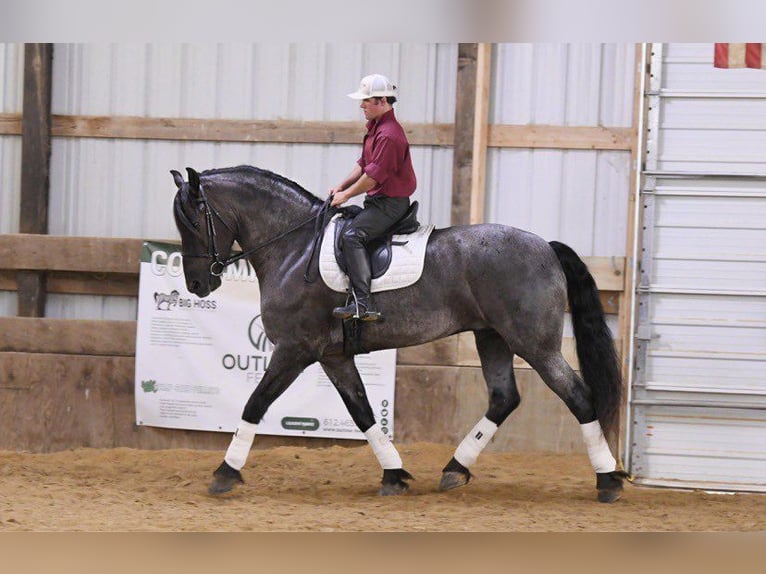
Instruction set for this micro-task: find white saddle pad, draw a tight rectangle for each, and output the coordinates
[319,214,435,294]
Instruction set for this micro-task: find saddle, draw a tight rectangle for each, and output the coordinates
[334,201,421,279]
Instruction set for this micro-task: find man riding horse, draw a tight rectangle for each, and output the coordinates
[328,74,417,322]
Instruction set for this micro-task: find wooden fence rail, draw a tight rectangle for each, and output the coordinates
[0,113,634,151]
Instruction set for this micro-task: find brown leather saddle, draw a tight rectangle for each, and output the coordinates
[333,201,421,279]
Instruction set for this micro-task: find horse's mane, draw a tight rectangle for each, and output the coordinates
[200,165,320,205]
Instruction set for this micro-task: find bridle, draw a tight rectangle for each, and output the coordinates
[176,183,335,279]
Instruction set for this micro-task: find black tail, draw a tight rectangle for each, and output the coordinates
[549,241,622,440]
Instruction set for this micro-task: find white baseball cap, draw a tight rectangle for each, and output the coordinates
[347,74,397,100]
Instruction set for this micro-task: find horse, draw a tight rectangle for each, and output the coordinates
[154,289,180,310]
[171,165,630,503]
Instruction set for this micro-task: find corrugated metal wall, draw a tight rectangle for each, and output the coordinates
[631,43,766,491]
[485,44,635,257]
[0,43,24,316]
[44,43,457,319]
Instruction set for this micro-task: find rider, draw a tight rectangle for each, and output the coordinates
[329,73,417,322]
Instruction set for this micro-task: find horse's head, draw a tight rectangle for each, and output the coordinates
[172,167,236,298]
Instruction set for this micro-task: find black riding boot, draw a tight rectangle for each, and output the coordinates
[332,241,382,322]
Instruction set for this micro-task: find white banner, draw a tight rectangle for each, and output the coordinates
[134,241,397,440]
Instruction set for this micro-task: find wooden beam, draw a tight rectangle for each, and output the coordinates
[488,125,634,150]
[18,44,54,317]
[3,114,451,147]
[616,44,648,458]
[0,113,22,135]
[469,43,492,225]
[450,43,478,226]
[0,270,139,297]
[2,111,635,151]
[0,317,136,356]
[0,234,143,274]
[581,256,625,291]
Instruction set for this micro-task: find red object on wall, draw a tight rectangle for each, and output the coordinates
[714,43,765,69]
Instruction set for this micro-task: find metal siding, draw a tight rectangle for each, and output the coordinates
[486,44,634,257]
[657,43,766,175]
[0,43,23,316]
[663,43,766,93]
[632,406,766,490]
[486,148,631,256]
[44,43,455,320]
[631,43,766,491]
[490,44,635,127]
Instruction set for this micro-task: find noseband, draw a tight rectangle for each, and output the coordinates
[178,184,334,278]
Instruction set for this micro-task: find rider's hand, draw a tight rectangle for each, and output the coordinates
[328,185,343,196]
[330,190,348,207]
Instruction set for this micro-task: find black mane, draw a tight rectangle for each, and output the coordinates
[200,165,320,205]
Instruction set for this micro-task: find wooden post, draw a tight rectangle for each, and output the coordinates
[469,43,492,225]
[616,43,649,460]
[17,43,53,317]
[450,43,478,226]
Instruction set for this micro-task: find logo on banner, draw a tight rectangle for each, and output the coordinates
[141,380,158,393]
[154,290,180,310]
[248,315,275,353]
[221,314,274,384]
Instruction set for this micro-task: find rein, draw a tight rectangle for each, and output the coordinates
[181,185,336,280]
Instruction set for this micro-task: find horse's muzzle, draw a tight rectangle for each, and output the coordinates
[187,274,221,298]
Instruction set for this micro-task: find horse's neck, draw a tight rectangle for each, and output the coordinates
[236,184,318,276]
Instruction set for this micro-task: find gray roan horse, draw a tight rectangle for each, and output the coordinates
[172,165,630,503]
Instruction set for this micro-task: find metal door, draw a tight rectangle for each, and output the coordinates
[629,43,766,491]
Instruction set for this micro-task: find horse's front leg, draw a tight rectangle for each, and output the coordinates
[320,354,413,496]
[209,348,315,495]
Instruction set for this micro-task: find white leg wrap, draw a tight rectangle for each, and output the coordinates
[224,420,259,471]
[364,423,402,469]
[580,420,617,473]
[454,416,498,468]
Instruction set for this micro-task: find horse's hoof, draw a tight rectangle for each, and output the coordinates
[439,457,472,491]
[379,481,409,496]
[439,471,470,491]
[597,488,622,503]
[379,468,413,496]
[596,470,631,503]
[208,461,244,495]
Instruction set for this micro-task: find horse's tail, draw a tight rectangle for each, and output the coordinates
[549,241,622,440]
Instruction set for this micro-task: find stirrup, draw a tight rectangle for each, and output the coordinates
[333,291,382,322]
[356,305,382,322]
[350,290,382,322]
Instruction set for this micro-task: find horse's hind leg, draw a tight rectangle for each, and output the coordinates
[320,354,413,496]
[440,329,520,491]
[526,351,626,502]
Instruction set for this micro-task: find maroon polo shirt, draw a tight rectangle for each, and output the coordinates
[357,109,417,198]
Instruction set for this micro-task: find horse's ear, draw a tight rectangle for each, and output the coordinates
[186,167,201,196]
[170,170,184,189]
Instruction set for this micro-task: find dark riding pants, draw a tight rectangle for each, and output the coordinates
[341,195,410,302]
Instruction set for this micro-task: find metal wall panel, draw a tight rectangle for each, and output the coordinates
[0,43,23,316]
[631,43,766,492]
[632,406,766,490]
[657,43,766,175]
[490,43,635,127]
[485,44,635,257]
[45,43,456,320]
[486,149,631,256]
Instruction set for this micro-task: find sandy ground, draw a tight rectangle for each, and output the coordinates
[0,443,763,532]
